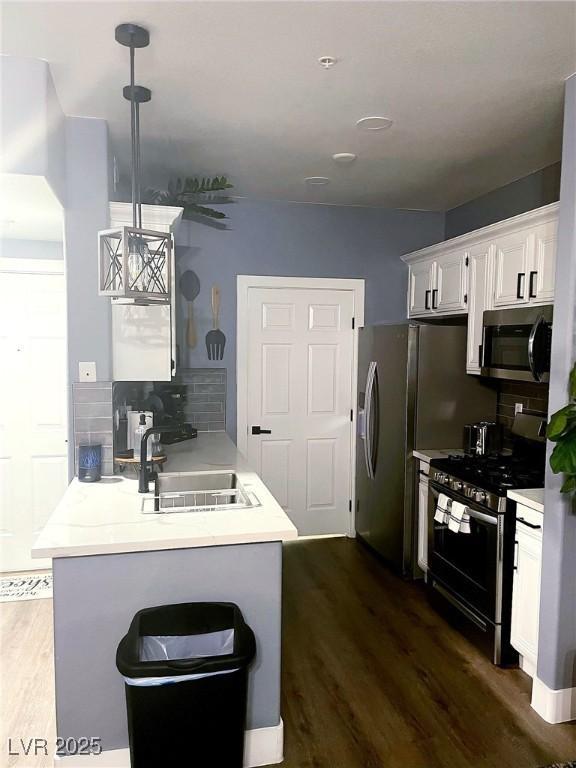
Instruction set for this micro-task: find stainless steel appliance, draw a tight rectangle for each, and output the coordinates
[427,413,546,665]
[355,324,497,574]
[481,306,553,382]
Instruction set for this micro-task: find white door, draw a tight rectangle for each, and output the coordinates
[244,287,355,536]
[408,260,434,317]
[434,250,468,314]
[493,229,534,307]
[0,260,67,572]
[531,221,557,305]
[466,241,493,374]
[511,519,543,671]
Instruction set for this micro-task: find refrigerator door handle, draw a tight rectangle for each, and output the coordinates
[363,362,377,479]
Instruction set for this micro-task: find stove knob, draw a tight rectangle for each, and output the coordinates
[436,472,445,483]
[442,475,451,485]
[475,490,487,503]
[452,480,463,491]
[465,485,475,498]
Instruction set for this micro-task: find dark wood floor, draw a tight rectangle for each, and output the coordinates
[278,538,576,768]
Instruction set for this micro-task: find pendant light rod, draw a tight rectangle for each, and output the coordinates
[115,23,151,230]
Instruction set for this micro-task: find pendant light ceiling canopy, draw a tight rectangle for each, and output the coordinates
[98,23,172,304]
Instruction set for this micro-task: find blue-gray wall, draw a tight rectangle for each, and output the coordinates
[1,238,63,260]
[538,74,576,693]
[445,162,561,239]
[175,200,445,440]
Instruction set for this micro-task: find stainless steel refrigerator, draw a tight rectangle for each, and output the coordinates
[355,323,497,576]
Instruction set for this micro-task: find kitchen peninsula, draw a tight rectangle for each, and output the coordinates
[33,432,297,766]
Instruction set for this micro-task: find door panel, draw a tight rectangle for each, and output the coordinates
[532,221,557,304]
[511,527,542,663]
[246,287,354,536]
[0,266,67,572]
[435,250,467,314]
[467,242,493,374]
[493,230,534,307]
[408,261,434,317]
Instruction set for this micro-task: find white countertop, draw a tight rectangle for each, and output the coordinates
[507,488,545,514]
[412,448,464,462]
[33,433,298,559]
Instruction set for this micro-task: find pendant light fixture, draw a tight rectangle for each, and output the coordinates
[98,23,171,304]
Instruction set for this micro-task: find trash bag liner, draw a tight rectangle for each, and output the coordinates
[139,628,235,662]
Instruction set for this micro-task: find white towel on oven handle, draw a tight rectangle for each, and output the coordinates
[434,493,451,524]
[449,500,471,534]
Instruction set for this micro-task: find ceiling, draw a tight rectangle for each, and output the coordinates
[2,1,575,211]
[0,174,64,241]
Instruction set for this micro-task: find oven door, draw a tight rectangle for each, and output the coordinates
[480,307,552,382]
[428,482,502,622]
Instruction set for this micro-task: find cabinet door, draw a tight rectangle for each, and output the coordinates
[466,242,493,375]
[493,230,534,307]
[511,519,542,668]
[434,250,468,314]
[417,476,429,572]
[408,260,434,317]
[530,221,557,305]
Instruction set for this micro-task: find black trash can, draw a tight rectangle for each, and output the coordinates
[116,602,256,768]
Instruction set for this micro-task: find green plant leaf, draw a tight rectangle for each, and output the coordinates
[550,436,576,475]
[570,362,576,400]
[547,405,576,441]
[561,475,576,493]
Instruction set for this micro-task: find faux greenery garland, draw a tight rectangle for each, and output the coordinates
[145,176,233,220]
[547,362,576,493]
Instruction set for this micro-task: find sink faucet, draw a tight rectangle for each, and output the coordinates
[138,424,197,493]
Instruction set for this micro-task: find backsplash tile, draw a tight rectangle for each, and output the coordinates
[496,380,549,448]
[72,383,114,476]
[112,369,226,471]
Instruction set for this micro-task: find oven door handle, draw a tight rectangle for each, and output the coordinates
[528,314,545,382]
[430,484,497,526]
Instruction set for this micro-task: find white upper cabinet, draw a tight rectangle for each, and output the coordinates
[435,249,468,313]
[407,250,467,318]
[402,203,558,326]
[466,241,493,375]
[408,259,435,316]
[532,220,558,305]
[493,229,534,307]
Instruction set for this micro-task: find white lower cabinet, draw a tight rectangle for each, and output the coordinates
[417,466,430,573]
[511,503,543,678]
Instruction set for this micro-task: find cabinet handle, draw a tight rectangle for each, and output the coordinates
[513,540,519,571]
[432,289,438,310]
[425,290,431,310]
[516,272,525,299]
[529,271,538,299]
[478,344,483,367]
[517,516,541,530]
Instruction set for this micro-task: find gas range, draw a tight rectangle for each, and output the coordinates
[430,454,545,513]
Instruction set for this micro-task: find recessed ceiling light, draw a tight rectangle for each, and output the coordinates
[305,176,330,185]
[332,153,357,164]
[356,116,393,131]
[318,56,337,69]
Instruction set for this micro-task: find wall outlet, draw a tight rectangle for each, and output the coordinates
[515,402,524,415]
[79,362,97,382]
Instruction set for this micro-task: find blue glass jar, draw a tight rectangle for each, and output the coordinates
[78,444,102,482]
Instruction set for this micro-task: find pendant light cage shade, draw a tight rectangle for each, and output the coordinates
[98,225,172,303]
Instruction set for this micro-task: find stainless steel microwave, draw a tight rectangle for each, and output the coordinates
[481,306,553,382]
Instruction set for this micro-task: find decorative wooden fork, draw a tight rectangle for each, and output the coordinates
[206,285,226,360]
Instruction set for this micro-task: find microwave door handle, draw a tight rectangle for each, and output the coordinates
[528,315,545,382]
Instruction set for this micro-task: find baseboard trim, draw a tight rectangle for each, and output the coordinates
[531,677,576,723]
[55,720,284,766]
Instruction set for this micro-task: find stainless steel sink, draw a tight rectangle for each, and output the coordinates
[141,471,259,514]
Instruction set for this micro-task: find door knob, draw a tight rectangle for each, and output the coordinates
[251,426,272,435]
